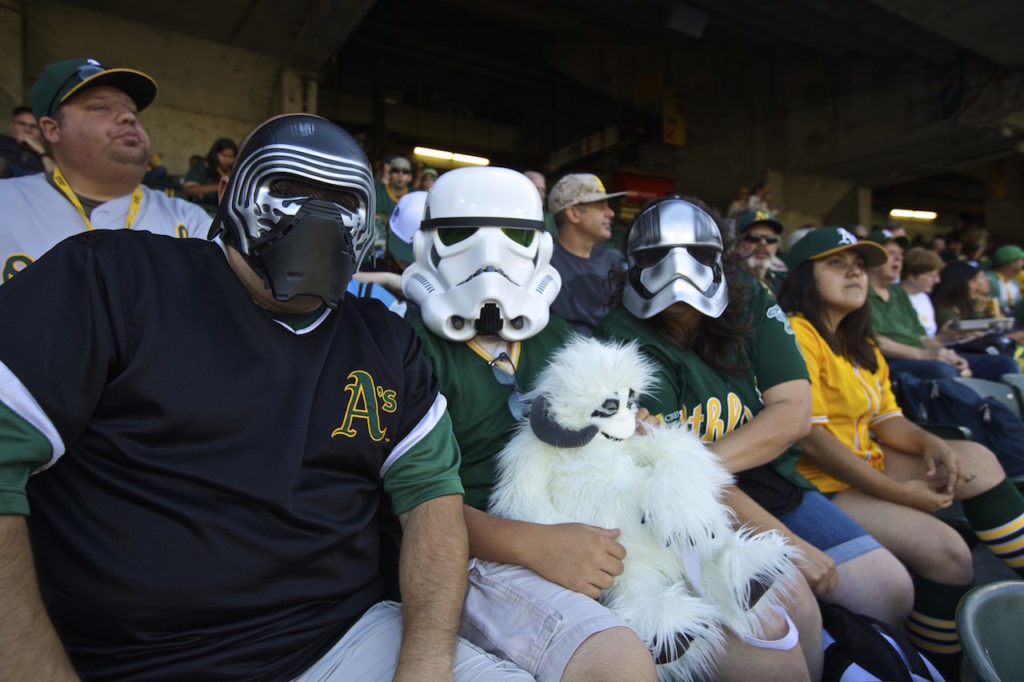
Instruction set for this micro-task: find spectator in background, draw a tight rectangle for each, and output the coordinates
[747,182,770,212]
[0,106,54,177]
[987,244,1024,322]
[733,209,786,294]
[183,137,237,208]
[962,227,990,266]
[523,170,557,236]
[864,229,972,379]
[0,58,210,283]
[933,261,1024,350]
[373,155,413,256]
[547,173,626,334]
[899,247,944,338]
[726,185,749,218]
[418,166,438,191]
[929,234,947,259]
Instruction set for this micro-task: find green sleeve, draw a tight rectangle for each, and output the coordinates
[383,410,464,516]
[750,286,809,390]
[0,400,53,515]
[183,163,206,184]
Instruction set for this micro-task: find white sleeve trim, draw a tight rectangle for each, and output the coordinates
[810,415,830,424]
[0,360,65,472]
[869,410,903,426]
[380,392,448,477]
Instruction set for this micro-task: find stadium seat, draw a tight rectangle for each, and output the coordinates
[952,376,1020,415]
[1001,373,1024,414]
[956,580,1024,681]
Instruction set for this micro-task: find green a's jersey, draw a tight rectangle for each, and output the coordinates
[596,285,807,435]
[407,310,573,509]
[596,284,810,513]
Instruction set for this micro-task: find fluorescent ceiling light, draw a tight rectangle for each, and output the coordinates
[414,146,489,166]
[889,208,937,221]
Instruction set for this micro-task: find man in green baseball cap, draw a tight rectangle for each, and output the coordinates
[734,208,786,294]
[0,58,209,284]
[987,244,1024,322]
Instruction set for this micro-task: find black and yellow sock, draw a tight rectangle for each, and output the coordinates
[962,477,1024,576]
[905,577,971,680]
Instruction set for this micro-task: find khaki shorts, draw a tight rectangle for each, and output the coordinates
[293,601,531,681]
[459,559,629,682]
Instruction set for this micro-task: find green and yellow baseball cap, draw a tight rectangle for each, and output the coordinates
[31,58,157,120]
[786,226,888,270]
[865,228,908,249]
[737,209,783,234]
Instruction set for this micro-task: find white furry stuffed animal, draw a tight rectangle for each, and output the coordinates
[489,337,799,681]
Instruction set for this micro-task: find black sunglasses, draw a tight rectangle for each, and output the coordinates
[488,352,525,420]
[743,233,779,245]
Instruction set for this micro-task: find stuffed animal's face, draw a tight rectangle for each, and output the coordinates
[527,337,655,449]
[590,387,640,441]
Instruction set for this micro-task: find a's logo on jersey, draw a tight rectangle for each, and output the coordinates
[3,254,33,282]
[661,392,754,442]
[766,303,794,335]
[331,370,398,442]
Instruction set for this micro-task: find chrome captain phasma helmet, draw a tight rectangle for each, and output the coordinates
[623,197,728,319]
[209,114,375,309]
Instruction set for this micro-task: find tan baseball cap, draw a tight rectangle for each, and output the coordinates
[548,173,626,215]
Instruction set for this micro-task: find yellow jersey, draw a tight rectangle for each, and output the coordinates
[790,315,904,492]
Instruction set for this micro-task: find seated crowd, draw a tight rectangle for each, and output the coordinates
[2,56,1024,682]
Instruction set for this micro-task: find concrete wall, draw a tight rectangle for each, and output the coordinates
[16,0,312,176]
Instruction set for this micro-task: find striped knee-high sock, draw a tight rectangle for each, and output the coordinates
[962,478,1024,576]
[905,577,971,678]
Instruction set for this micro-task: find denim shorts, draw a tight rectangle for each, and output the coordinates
[776,490,881,565]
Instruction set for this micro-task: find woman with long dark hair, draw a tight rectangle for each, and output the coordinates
[183,137,237,207]
[597,198,915,679]
[931,260,996,327]
[776,227,1024,676]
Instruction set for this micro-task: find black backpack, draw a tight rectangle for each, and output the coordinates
[893,372,1024,477]
[821,603,944,682]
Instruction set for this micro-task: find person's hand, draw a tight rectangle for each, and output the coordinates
[14,131,46,156]
[528,523,626,598]
[635,406,659,434]
[921,439,973,494]
[900,479,954,512]
[927,346,970,374]
[791,535,838,595]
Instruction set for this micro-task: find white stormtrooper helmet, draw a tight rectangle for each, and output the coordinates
[623,197,728,319]
[402,166,561,341]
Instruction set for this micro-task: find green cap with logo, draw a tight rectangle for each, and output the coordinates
[737,209,783,234]
[992,244,1024,267]
[786,226,889,270]
[864,228,908,249]
[31,58,157,120]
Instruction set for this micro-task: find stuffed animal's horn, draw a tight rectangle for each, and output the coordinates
[529,394,599,448]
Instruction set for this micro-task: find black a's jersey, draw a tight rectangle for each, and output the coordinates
[0,230,460,680]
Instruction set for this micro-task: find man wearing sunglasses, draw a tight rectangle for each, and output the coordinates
[733,209,786,295]
[0,58,212,284]
[373,155,414,256]
[402,166,658,682]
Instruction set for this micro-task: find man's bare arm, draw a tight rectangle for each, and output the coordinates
[0,515,78,681]
[395,494,467,681]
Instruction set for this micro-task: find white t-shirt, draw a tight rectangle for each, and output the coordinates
[907,290,937,336]
[1,173,212,282]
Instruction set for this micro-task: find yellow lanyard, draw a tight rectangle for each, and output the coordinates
[52,166,143,231]
[467,337,521,375]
